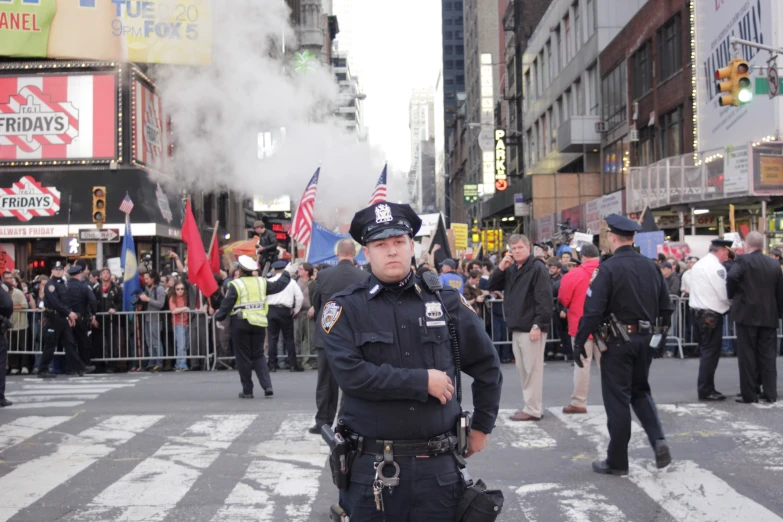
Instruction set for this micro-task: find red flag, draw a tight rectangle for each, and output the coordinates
[209,234,221,274]
[181,199,218,297]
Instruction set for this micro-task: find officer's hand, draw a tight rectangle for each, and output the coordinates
[427,369,454,405]
[91,318,98,328]
[68,312,78,322]
[216,322,225,330]
[465,430,488,458]
[559,310,567,319]
[573,344,587,368]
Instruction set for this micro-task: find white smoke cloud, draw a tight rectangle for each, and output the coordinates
[152,0,407,228]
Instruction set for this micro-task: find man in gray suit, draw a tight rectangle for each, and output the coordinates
[308,239,370,433]
[727,231,783,404]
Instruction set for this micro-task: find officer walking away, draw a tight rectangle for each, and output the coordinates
[308,238,370,435]
[574,214,673,475]
[66,265,97,374]
[214,255,293,399]
[39,261,85,378]
[266,260,304,372]
[727,231,783,404]
[323,202,503,520]
[688,239,733,401]
[254,220,279,273]
[0,281,14,406]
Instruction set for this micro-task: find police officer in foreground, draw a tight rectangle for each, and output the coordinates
[322,202,503,520]
[66,265,97,374]
[574,214,673,476]
[214,255,292,399]
[39,261,85,378]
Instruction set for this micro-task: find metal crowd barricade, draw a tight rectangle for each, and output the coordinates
[483,298,561,350]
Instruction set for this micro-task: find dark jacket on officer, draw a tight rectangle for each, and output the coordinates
[322,272,503,440]
[311,259,370,349]
[45,278,72,318]
[488,255,552,333]
[67,278,98,318]
[0,284,12,321]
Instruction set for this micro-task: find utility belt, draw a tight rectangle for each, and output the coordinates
[694,309,721,319]
[346,432,459,458]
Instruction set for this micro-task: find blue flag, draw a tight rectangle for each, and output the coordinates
[121,215,142,311]
[307,222,366,266]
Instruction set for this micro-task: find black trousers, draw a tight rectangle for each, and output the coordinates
[231,316,272,395]
[341,453,464,522]
[600,334,665,470]
[736,325,778,402]
[0,335,7,398]
[696,311,723,398]
[40,315,83,373]
[72,321,92,366]
[267,306,298,369]
[315,348,339,427]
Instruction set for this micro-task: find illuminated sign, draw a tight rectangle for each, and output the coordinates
[0,176,60,222]
[253,194,291,212]
[463,183,479,203]
[271,223,289,242]
[480,53,495,196]
[494,129,507,191]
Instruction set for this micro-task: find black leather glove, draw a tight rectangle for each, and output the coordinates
[573,343,587,368]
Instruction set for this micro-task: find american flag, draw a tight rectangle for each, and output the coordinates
[289,168,320,246]
[119,193,134,214]
[368,165,387,205]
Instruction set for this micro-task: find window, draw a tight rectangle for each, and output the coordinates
[444,31,453,39]
[634,126,655,166]
[657,14,682,82]
[586,0,595,35]
[601,60,626,129]
[548,108,556,152]
[574,0,581,49]
[588,65,599,115]
[456,46,464,55]
[631,40,652,99]
[658,106,683,159]
[336,72,347,81]
[456,75,464,83]
[524,71,531,108]
[546,40,553,84]
[575,79,584,116]
[444,45,453,55]
[564,15,571,63]
[603,139,628,194]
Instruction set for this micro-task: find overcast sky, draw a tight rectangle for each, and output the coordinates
[349,0,442,174]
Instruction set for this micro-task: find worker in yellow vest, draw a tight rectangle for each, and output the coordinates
[215,255,292,399]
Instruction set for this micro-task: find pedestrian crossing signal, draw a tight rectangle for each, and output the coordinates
[92,186,106,229]
[716,58,753,106]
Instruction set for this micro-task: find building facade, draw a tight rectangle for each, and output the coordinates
[408,89,436,208]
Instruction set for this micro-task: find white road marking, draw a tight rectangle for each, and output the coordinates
[551,406,783,522]
[213,414,326,522]
[0,416,71,453]
[8,401,86,409]
[516,482,625,522]
[7,390,107,396]
[495,409,557,449]
[18,384,135,390]
[752,401,783,410]
[0,415,162,522]
[6,395,99,403]
[73,414,256,522]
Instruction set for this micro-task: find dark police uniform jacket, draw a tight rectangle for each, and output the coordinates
[44,278,73,319]
[575,245,672,347]
[322,272,503,440]
[311,259,370,349]
[67,279,98,319]
[727,250,783,328]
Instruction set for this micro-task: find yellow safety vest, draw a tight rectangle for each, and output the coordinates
[228,277,269,327]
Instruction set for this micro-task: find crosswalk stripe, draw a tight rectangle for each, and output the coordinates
[213,414,325,522]
[0,415,163,522]
[72,414,257,522]
[516,482,626,522]
[549,406,783,522]
[6,395,99,403]
[18,384,135,390]
[495,409,557,449]
[8,401,86,409]
[0,416,71,453]
[7,390,105,396]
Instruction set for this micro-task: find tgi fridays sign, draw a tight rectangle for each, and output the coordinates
[0,176,60,221]
[0,74,117,162]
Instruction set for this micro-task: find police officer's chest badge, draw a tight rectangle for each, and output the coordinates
[425,302,443,319]
[48,285,55,292]
[321,301,342,333]
[375,204,393,223]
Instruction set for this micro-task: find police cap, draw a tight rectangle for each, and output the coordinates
[52,261,65,271]
[605,213,642,237]
[271,260,287,270]
[237,255,258,272]
[67,265,83,276]
[712,239,733,248]
[349,202,422,245]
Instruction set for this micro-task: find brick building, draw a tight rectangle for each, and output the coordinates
[599,0,694,195]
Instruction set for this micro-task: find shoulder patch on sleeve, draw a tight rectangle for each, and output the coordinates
[717,269,726,280]
[321,301,343,333]
[460,293,477,314]
[589,268,599,286]
[48,285,55,293]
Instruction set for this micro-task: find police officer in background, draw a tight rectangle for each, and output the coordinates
[574,214,672,476]
[39,261,84,378]
[66,265,97,374]
[214,255,292,399]
[688,239,733,401]
[322,202,503,520]
[0,281,14,406]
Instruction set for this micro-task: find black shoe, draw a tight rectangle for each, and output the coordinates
[83,365,96,374]
[290,366,304,373]
[307,425,322,435]
[654,440,672,469]
[735,397,758,403]
[38,372,57,379]
[591,460,628,476]
[264,389,274,397]
[0,397,12,407]
[269,366,277,373]
[760,395,777,403]
[700,393,726,401]
[238,393,254,399]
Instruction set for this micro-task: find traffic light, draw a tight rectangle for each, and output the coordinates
[715,58,753,106]
[92,186,106,229]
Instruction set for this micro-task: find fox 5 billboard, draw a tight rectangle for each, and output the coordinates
[696,0,780,152]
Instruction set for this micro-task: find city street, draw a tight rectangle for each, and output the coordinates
[0,358,781,521]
